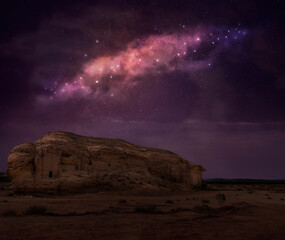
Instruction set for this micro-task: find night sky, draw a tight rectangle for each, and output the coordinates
[1,0,285,179]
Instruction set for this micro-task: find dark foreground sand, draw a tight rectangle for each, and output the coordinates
[0,184,284,240]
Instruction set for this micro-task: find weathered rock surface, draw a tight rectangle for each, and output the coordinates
[7,131,205,193]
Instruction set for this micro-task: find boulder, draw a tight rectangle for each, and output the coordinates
[7,131,205,193]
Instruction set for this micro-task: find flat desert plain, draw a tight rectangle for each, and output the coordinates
[0,183,284,240]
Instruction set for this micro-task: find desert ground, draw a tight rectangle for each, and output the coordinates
[0,183,284,240]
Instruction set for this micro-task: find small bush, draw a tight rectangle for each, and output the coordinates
[165,200,174,204]
[216,193,226,202]
[201,199,209,204]
[107,207,120,213]
[280,198,284,201]
[24,205,47,215]
[66,211,78,216]
[267,197,272,200]
[192,214,219,221]
[192,205,212,213]
[118,199,127,204]
[2,209,17,217]
[135,205,162,213]
[186,198,189,200]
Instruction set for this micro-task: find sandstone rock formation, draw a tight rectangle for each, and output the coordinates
[7,131,205,193]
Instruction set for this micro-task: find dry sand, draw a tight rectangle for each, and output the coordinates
[0,183,284,240]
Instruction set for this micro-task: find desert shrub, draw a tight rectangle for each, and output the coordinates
[202,199,209,204]
[107,207,120,213]
[192,205,212,213]
[165,200,173,204]
[186,198,190,200]
[134,205,162,213]
[216,193,226,205]
[220,205,236,213]
[24,205,47,215]
[267,197,272,200]
[167,207,192,214]
[69,211,87,216]
[265,193,269,196]
[192,214,219,221]
[280,198,284,201]
[168,208,179,214]
[118,199,127,204]
[2,209,17,217]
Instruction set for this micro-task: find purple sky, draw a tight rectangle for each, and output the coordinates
[0,0,285,179]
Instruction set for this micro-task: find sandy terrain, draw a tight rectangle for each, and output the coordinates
[0,183,284,240]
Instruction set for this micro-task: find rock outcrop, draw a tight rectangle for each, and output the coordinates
[7,131,205,193]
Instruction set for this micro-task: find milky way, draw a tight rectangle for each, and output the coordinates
[44,26,247,101]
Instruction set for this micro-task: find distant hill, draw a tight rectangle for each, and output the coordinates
[205,178,285,184]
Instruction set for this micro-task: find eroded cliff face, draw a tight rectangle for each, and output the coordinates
[7,131,205,193]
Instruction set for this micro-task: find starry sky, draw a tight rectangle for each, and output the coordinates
[1,0,285,179]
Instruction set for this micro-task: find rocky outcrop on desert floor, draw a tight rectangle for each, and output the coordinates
[7,131,205,193]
